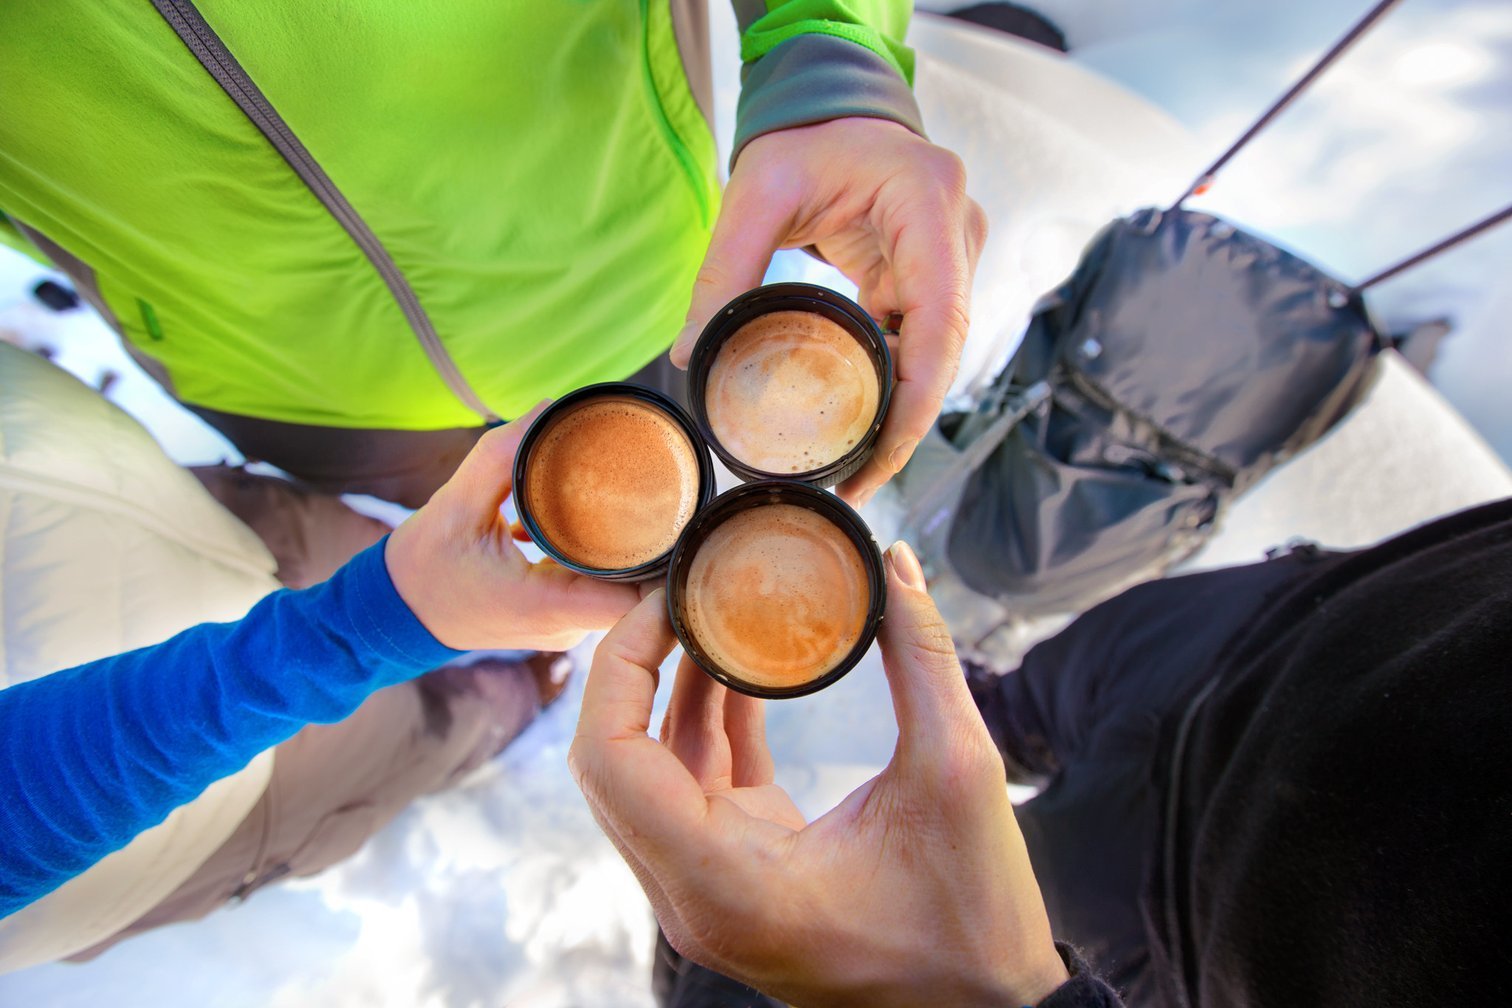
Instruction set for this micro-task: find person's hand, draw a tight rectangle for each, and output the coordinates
[570,542,1068,1008]
[385,406,641,652]
[671,117,989,507]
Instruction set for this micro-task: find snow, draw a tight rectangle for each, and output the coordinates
[1,1,1508,1004]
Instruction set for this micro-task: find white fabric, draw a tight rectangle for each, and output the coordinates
[0,345,281,972]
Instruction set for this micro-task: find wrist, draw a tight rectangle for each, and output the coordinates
[345,535,462,670]
[843,944,1072,1008]
[978,944,1071,1008]
[732,32,924,166]
[383,520,455,649]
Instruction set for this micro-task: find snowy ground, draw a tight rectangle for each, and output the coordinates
[1,1,1508,1005]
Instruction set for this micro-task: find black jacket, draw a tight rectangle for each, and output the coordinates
[1152,498,1512,1006]
[974,498,1512,1006]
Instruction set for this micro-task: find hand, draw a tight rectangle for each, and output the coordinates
[385,406,642,651]
[671,118,989,507]
[570,542,1068,1008]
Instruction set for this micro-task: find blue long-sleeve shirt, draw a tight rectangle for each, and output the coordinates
[0,537,460,918]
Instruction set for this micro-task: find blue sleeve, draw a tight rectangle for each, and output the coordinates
[0,536,461,918]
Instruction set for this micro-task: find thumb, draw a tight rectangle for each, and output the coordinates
[432,402,548,530]
[876,541,983,768]
[577,589,678,745]
[670,176,792,367]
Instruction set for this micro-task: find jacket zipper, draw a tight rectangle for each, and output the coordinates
[151,0,498,423]
[640,0,713,228]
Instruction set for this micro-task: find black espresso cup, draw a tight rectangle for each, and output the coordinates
[687,283,893,488]
[667,480,886,699]
[514,383,716,582]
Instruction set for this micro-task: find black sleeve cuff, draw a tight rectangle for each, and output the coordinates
[1035,942,1125,1008]
[732,33,925,167]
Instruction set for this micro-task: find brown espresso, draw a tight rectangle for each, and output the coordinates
[524,396,700,570]
[706,310,881,474]
[683,504,870,689]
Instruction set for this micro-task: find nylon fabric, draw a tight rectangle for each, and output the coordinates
[0,215,43,265]
[0,1,921,430]
[741,1,914,82]
[0,2,719,429]
[904,207,1382,617]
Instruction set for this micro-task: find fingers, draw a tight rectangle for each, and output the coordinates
[532,560,643,630]
[577,590,676,743]
[875,541,984,767]
[845,168,985,506]
[662,655,775,791]
[663,653,733,788]
[835,454,893,510]
[435,402,549,531]
[873,293,969,495]
[839,308,974,509]
[723,682,774,789]
[670,171,793,367]
[573,593,765,921]
[571,591,707,844]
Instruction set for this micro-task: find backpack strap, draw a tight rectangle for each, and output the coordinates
[1353,204,1512,290]
[903,381,1052,537]
[1167,0,1511,289]
[1170,0,1404,209]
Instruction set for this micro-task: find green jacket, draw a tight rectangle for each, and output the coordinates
[0,1,920,429]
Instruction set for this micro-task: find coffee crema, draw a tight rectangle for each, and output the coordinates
[682,503,870,689]
[705,310,881,475]
[523,396,701,571]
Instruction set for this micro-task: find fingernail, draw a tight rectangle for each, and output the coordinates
[886,540,926,591]
[671,323,699,364]
[887,437,920,474]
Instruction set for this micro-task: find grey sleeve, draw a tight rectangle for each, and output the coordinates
[732,32,926,166]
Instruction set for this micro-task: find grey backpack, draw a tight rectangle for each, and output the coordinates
[896,0,1509,618]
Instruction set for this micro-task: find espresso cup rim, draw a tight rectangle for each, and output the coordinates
[665,479,887,699]
[687,283,894,489]
[513,382,716,582]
